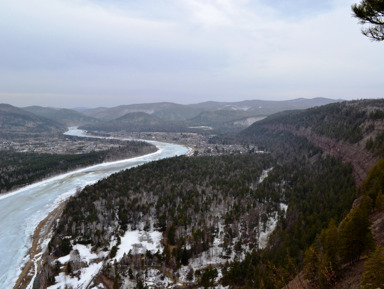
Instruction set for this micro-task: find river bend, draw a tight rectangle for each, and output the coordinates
[0,128,189,288]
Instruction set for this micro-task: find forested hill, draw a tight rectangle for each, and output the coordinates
[0,103,65,138]
[39,152,356,289]
[239,99,384,186]
[80,111,185,133]
[22,106,100,126]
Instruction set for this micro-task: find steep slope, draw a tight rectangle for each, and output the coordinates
[0,103,65,139]
[23,106,99,126]
[241,99,384,186]
[287,158,384,289]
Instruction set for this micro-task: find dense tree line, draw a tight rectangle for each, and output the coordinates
[51,153,276,250]
[220,156,356,288]
[209,120,357,288]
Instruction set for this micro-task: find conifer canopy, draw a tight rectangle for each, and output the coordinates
[352,0,384,41]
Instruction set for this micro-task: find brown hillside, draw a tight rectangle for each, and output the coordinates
[263,123,380,187]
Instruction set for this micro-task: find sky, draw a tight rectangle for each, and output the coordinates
[0,0,383,108]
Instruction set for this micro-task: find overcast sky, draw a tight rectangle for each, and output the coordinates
[0,0,383,108]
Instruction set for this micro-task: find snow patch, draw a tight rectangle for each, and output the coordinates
[115,230,162,260]
[48,262,103,289]
[258,167,273,184]
[141,268,174,288]
[258,203,288,249]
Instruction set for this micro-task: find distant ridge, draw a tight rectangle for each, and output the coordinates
[79,102,188,121]
[77,97,341,133]
[0,103,65,138]
[23,106,100,126]
[0,98,342,135]
[77,98,341,122]
[80,111,184,133]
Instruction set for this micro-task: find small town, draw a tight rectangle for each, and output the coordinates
[0,136,126,155]
[101,130,263,156]
[0,130,263,156]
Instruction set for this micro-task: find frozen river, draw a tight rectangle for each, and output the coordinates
[0,128,189,288]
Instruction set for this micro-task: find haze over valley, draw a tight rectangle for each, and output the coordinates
[1,97,384,289]
[1,0,384,288]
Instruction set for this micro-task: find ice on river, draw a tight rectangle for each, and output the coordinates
[0,128,189,289]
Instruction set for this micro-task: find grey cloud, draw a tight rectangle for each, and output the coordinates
[255,0,335,19]
[0,0,383,108]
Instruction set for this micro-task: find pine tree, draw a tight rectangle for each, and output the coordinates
[361,245,384,289]
[323,219,340,275]
[375,191,384,211]
[352,0,384,41]
[200,265,218,289]
[303,245,320,283]
[181,247,189,266]
[339,206,374,264]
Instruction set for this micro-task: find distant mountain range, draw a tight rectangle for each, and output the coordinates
[78,97,341,133]
[77,97,340,121]
[0,98,341,138]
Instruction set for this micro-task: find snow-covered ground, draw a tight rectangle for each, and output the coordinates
[259,167,274,184]
[259,203,288,249]
[48,230,163,289]
[115,230,163,260]
[48,263,103,289]
[49,244,105,289]
[48,203,288,288]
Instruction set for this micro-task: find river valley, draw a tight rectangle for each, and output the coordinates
[0,128,189,289]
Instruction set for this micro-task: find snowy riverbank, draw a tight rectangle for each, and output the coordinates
[0,128,189,289]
